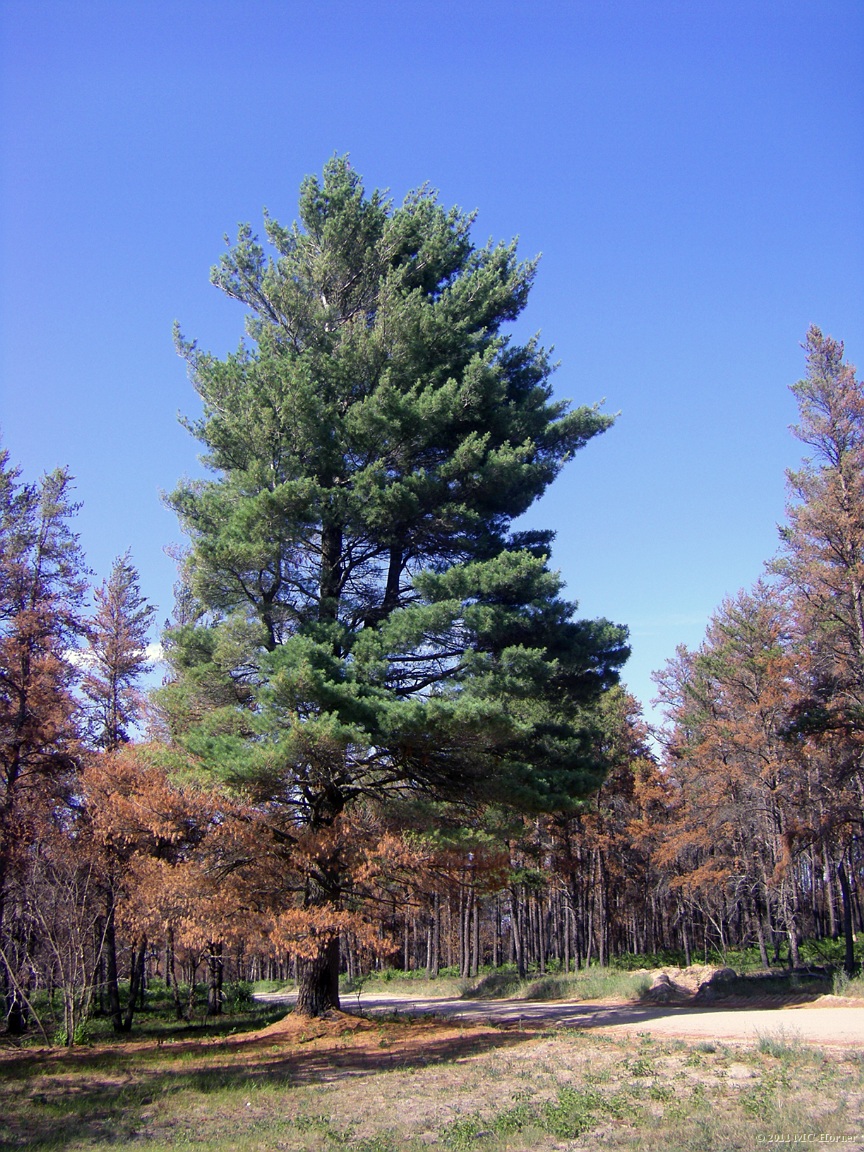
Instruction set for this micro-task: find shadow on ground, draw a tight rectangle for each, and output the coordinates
[0,1018,540,1150]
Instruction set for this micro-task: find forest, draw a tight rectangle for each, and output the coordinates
[2,159,862,1043]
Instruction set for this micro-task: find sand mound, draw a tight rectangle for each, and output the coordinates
[641,973,692,1003]
[255,1008,375,1042]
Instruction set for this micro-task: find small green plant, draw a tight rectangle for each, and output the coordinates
[833,969,851,995]
[541,1086,605,1138]
[490,1099,536,1134]
[349,1137,400,1152]
[51,1019,92,1047]
[222,980,253,1011]
[628,1056,654,1077]
[756,1026,802,1058]
[649,1083,673,1101]
[442,1114,490,1149]
[832,969,864,997]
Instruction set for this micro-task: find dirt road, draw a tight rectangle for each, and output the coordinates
[257,988,864,1047]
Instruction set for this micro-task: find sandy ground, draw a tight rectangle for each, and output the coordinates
[258,988,864,1048]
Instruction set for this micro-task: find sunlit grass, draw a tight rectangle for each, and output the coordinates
[5,1010,859,1152]
[461,965,652,1002]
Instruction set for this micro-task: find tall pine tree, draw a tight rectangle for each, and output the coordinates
[773,327,864,974]
[160,158,628,1014]
[0,452,86,1031]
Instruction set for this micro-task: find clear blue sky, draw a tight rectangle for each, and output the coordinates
[1,0,862,728]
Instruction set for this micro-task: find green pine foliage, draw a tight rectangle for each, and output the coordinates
[160,157,628,825]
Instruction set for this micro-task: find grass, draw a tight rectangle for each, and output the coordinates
[755,1025,804,1059]
[3,949,861,1150]
[345,959,836,1007]
[461,965,652,1002]
[15,979,290,1053]
[3,998,862,1152]
[341,967,468,999]
[833,970,864,998]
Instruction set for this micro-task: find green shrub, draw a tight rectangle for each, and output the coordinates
[223,981,253,1011]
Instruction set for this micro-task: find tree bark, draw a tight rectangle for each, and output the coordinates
[510,887,526,979]
[295,937,340,1017]
[104,890,123,1032]
[207,941,224,1015]
[837,860,857,977]
[121,936,147,1032]
[166,927,185,1020]
[430,891,440,978]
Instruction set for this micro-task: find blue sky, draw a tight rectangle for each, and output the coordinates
[1,0,862,729]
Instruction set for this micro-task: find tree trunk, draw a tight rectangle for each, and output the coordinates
[430,891,440,978]
[121,936,147,1032]
[471,893,480,977]
[166,927,185,1020]
[459,885,470,979]
[510,887,526,979]
[750,898,771,970]
[104,891,123,1032]
[680,910,692,968]
[4,986,26,1035]
[207,941,224,1015]
[493,895,501,970]
[837,860,857,977]
[564,899,571,974]
[295,937,340,1017]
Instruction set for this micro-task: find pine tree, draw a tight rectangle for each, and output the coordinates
[654,585,805,967]
[160,158,629,1015]
[775,327,864,709]
[772,327,864,974]
[80,551,156,1030]
[0,451,86,1031]
[83,552,156,750]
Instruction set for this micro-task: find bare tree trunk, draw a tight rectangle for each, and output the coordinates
[471,893,480,977]
[207,941,223,1015]
[838,860,857,977]
[445,894,452,969]
[166,927,185,1020]
[104,889,123,1032]
[492,895,501,970]
[564,899,571,974]
[121,936,147,1032]
[680,907,692,968]
[750,897,770,970]
[459,884,470,979]
[510,887,526,978]
[295,937,340,1017]
[431,891,440,978]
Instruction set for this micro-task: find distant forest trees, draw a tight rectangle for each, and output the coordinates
[1,161,861,1040]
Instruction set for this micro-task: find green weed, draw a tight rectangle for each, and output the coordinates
[832,969,864,997]
[755,1026,803,1059]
